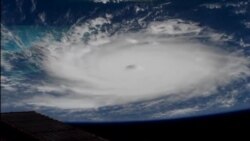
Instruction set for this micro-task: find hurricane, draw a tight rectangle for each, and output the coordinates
[1,0,250,122]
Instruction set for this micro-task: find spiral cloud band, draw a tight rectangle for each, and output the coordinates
[27,19,250,109]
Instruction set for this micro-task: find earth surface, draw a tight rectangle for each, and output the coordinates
[1,0,250,122]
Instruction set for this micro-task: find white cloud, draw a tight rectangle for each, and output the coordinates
[24,18,250,110]
[147,19,202,35]
[201,3,222,9]
[93,0,110,4]
[153,107,200,118]
[38,12,46,23]
[1,76,17,91]
[243,22,250,29]
[1,56,12,71]
[93,0,127,4]
[226,1,249,8]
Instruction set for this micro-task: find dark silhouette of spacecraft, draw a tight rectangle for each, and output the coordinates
[1,111,107,141]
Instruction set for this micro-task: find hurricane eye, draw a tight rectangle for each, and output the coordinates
[125,64,137,70]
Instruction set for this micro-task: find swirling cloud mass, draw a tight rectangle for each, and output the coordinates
[25,18,250,110]
[1,0,250,121]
